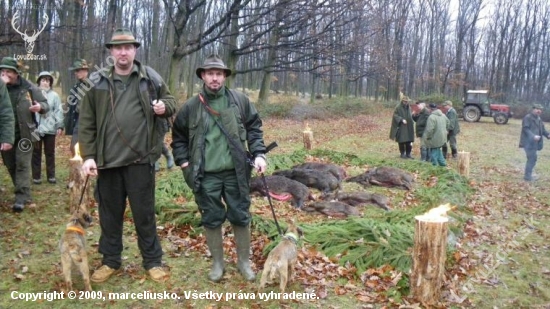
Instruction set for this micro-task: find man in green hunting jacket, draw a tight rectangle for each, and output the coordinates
[0,57,49,212]
[390,96,415,158]
[0,79,14,153]
[79,28,176,283]
[171,54,267,283]
[423,103,450,167]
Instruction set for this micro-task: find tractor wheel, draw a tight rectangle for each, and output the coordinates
[463,105,482,122]
[493,112,509,125]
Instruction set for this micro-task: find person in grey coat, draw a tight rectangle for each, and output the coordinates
[389,96,415,158]
[519,104,550,181]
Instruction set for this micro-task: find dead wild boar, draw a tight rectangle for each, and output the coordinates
[303,201,360,218]
[292,162,347,181]
[346,166,414,190]
[273,168,340,194]
[326,191,390,211]
[250,175,312,209]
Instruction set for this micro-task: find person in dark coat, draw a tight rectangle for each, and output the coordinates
[412,102,431,161]
[389,96,415,158]
[65,59,90,157]
[519,104,550,181]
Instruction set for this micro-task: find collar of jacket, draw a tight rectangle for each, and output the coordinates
[203,85,226,100]
[105,60,141,80]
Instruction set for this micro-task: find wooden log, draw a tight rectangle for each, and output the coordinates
[457,151,470,177]
[303,123,313,150]
[68,143,90,213]
[410,204,451,305]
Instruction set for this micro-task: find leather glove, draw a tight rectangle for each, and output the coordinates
[254,156,267,173]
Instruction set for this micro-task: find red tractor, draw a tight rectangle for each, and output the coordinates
[462,90,512,124]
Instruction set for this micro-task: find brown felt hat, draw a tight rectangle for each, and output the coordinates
[195,54,232,80]
[105,28,141,48]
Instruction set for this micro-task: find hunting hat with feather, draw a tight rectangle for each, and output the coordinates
[105,28,141,49]
[0,57,21,74]
[196,54,232,80]
[69,59,90,71]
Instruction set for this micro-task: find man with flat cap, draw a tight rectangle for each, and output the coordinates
[79,28,176,282]
[171,54,267,283]
[519,104,550,181]
[0,57,49,212]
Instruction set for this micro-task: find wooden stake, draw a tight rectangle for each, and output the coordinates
[303,123,313,150]
[457,151,470,177]
[410,204,450,304]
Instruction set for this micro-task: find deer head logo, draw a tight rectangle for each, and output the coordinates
[11,11,49,54]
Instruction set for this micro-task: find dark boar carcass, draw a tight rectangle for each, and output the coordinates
[327,191,390,211]
[292,162,347,181]
[303,201,359,218]
[250,175,312,209]
[346,166,413,190]
[273,168,340,194]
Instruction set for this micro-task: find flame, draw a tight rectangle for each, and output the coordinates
[71,142,82,161]
[303,122,311,132]
[416,203,454,222]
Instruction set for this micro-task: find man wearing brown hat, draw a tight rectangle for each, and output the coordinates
[519,104,549,181]
[171,54,267,282]
[65,59,90,156]
[0,57,49,212]
[79,28,177,282]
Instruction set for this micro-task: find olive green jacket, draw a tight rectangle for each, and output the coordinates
[389,102,414,143]
[423,109,450,148]
[5,77,49,142]
[171,87,266,196]
[445,107,460,136]
[78,61,177,166]
[0,80,14,145]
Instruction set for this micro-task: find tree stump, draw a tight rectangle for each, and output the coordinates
[303,123,313,150]
[410,204,451,304]
[457,151,470,177]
